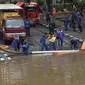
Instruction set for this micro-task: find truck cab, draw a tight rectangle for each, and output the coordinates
[2,16,26,44]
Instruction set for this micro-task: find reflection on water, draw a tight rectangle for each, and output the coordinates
[0,52,85,85]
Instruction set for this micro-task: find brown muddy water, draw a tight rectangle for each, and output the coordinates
[0,52,85,85]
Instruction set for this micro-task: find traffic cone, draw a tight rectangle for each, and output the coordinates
[81,41,85,51]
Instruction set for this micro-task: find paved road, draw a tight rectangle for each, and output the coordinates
[0,50,12,61]
[40,14,85,43]
[0,24,81,61]
[26,25,81,51]
[0,25,81,53]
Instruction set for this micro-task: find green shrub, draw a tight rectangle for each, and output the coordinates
[37,0,44,5]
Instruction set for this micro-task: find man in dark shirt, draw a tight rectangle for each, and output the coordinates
[49,20,55,34]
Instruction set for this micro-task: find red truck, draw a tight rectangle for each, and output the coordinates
[16,1,44,25]
[3,16,26,44]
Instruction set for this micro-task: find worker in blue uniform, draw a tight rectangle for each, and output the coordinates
[70,37,78,50]
[64,15,69,31]
[22,41,29,55]
[40,33,48,51]
[77,15,83,32]
[56,28,64,49]
[24,19,30,36]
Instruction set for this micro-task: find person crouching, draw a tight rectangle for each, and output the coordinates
[22,41,29,55]
[70,37,78,50]
[11,37,21,51]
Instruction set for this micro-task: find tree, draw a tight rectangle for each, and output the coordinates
[26,0,30,3]
[82,0,85,3]
[46,0,51,11]
[37,0,44,5]
[11,1,17,4]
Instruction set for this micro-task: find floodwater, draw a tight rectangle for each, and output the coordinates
[0,52,85,85]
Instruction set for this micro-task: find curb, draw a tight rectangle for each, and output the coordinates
[0,46,80,56]
[0,47,32,54]
[0,47,22,54]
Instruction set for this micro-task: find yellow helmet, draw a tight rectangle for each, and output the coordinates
[47,34,50,39]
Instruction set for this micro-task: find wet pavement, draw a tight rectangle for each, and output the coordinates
[0,52,85,85]
[40,14,85,42]
[4,25,73,53]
